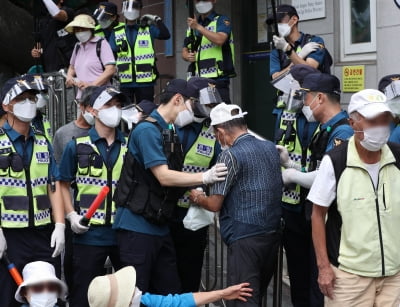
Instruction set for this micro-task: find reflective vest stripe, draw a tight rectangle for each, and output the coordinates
[177,124,216,208]
[0,132,51,228]
[75,136,127,225]
[115,26,157,83]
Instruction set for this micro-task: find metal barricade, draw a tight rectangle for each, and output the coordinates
[43,71,76,135]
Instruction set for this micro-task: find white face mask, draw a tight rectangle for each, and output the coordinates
[358,126,390,152]
[278,23,292,37]
[13,99,37,122]
[83,111,95,125]
[195,1,213,14]
[175,109,194,127]
[124,9,140,21]
[75,30,92,43]
[36,93,49,109]
[130,287,142,307]
[98,19,113,29]
[28,292,57,307]
[98,106,122,127]
[301,105,316,122]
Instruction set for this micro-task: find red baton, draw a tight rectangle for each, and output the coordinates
[2,252,23,286]
[79,186,110,226]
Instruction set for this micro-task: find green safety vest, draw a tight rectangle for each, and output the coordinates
[114,25,157,83]
[75,135,127,225]
[0,129,52,228]
[177,124,217,208]
[186,16,235,79]
[43,116,52,142]
[276,110,318,205]
[94,22,126,38]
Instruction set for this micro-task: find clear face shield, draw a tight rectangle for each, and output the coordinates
[122,0,141,13]
[121,104,140,130]
[284,89,306,112]
[192,86,224,118]
[93,6,115,29]
[384,81,400,116]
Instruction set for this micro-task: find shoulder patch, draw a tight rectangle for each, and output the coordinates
[333,138,345,147]
[223,19,231,26]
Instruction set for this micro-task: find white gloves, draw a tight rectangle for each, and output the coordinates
[141,14,162,25]
[297,42,321,59]
[273,35,289,52]
[0,228,6,259]
[202,163,228,185]
[42,0,61,17]
[282,169,318,189]
[276,145,301,171]
[51,223,65,258]
[66,211,89,234]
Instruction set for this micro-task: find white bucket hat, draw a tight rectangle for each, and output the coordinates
[15,261,68,303]
[65,14,96,33]
[88,266,137,307]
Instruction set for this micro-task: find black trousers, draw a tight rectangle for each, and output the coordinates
[282,207,324,307]
[69,243,122,307]
[117,229,181,294]
[120,86,155,105]
[215,79,231,104]
[227,233,280,307]
[169,221,208,292]
[0,226,61,307]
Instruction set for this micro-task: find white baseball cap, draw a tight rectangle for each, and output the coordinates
[210,103,248,127]
[15,261,67,303]
[348,89,392,119]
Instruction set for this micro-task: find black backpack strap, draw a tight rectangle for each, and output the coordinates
[326,141,348,184]
[96,38,105,71]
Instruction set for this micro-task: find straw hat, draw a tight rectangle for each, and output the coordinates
[88,266,137,307]
[65,14,96,33]
[15,261,67,303]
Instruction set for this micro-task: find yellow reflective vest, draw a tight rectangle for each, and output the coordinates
[75,135,127,225]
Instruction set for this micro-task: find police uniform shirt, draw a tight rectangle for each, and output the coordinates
[269,32,326,77]
[59,127,126,246]
[2,121,59,181]
[108,24,163,88]
[112,109,170,236]
[389,123,400,144]
[320,110,354,151]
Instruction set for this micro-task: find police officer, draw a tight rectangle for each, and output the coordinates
[183,0,236,104]
[170,77,223,292]
[268,4,329,80]
[0,75,65,307]
[59,86,128,307]
[113,79,228,294]
[378,74,400,143]
[31,0,76,72]
[93,2,125,41]
[276,65,353,307]
[109,0,171,104]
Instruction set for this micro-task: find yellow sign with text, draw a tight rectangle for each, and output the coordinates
[342,65,365,93]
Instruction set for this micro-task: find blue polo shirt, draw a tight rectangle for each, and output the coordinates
[113,109,169,236]
[59,127,126,246]
[389,124,400,143]
[2,121,59,181]
[321,110,354,151]
[141,292,195,307]
[109,24,161,88]
[269,32,326,76]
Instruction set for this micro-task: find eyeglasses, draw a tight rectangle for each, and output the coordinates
[28,283,60,293]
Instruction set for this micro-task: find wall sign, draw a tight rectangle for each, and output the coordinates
[292,0,326,21]
[342,65,365,93]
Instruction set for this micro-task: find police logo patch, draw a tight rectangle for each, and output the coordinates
[36,152,49,164]
[333,138,344,147]
[206,26,215,32]
[139,40,149,47]
[196,144,213,157]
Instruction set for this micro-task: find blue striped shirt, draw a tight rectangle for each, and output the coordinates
[210,133,282,245]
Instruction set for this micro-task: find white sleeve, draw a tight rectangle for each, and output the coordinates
[307,155,337,207]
